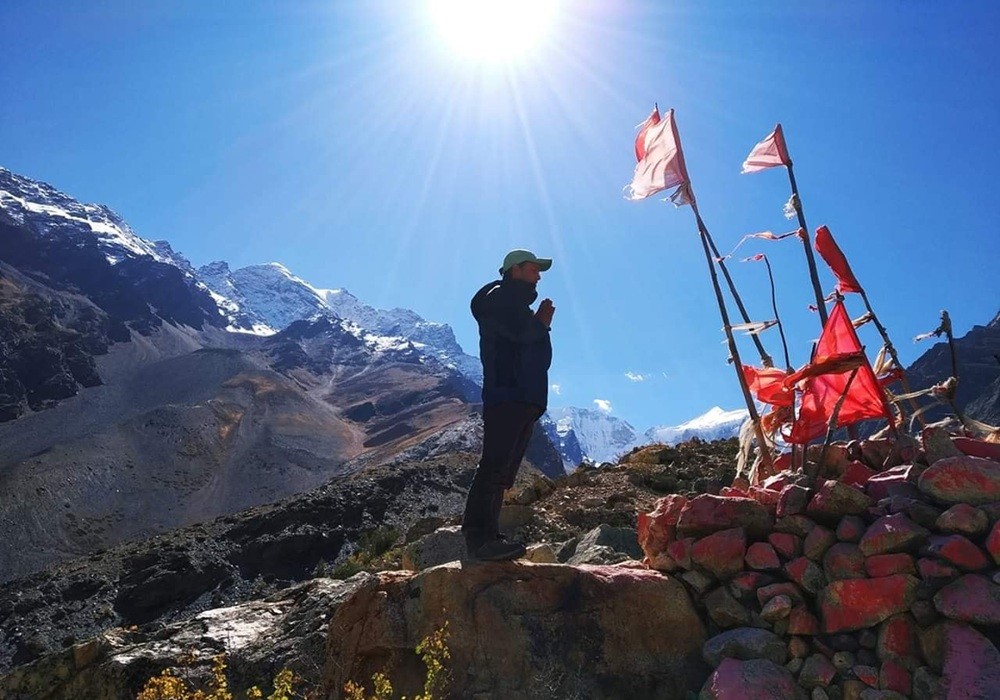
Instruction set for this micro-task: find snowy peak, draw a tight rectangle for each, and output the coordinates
[645,406,748,445]
[543,406,641,467]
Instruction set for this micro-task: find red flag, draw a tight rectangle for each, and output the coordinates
[741,124,791,174]
[786,300,891,443]
[814,225,863,294]
[743,365,794,407]
[625,107,693,204]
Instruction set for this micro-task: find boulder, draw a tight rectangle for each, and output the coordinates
[933,574,1000,624]
[818,575,920,633]
[566,525,642,566]
[807,481,872,523]
[677,495,773,539]
[746,542,781,571]
[922,534,990,571]
[858,514,928,557]
[917,455,1000,505]
[327,562,708,699]
[691,527,747,579]
[699,657,806,700]
[702,627,787,667]
[401,525,466,571]
[637,494,688,562]
[938,621,1000,699]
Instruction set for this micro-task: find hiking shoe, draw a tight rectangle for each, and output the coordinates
[471,538,526,562]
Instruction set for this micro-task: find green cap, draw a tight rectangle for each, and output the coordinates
[499,249,553,275]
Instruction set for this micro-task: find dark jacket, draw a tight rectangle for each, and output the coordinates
[471,278,552,410]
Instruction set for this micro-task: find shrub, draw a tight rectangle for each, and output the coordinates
[343,622,451,700]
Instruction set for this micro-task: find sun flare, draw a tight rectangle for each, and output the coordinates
[428,0,559,63]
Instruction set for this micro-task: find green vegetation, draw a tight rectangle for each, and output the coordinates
[344,622,451,700]
[331,525,403,579]
[135,654,301,700]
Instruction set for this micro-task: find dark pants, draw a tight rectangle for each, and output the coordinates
[462,401,542,549]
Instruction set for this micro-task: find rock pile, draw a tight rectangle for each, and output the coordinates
[639,429,1000,699]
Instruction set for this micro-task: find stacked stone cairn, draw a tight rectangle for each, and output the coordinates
[638,428,1000,699]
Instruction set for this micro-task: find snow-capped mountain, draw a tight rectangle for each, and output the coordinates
[542,407,642,468]
[645,406,749,445]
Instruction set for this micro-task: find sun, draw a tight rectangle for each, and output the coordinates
[428,0,559,63]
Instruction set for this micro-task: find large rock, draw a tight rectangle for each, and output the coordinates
[401,525,466,571]
[702,628,787,667]
[677,495,773,539]
[325,562,708,699]
[818,576,920,633]
[567,525,643,566]
[699,658,805,699]
[858,515,928,557]
[933,574,1000,624]
[939,621,1000,699]
[917,456,1000,505]
[638,494,688,564]
[923,534,990,571]
[0,577,366,699]
[691,528,747,579]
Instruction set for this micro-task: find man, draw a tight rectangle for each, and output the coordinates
[463,249,555,561]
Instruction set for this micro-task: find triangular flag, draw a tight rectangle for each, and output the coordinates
[786,300,891,443]
[814,225,864,294]
[625,107,693,204]
[741,124,791,174]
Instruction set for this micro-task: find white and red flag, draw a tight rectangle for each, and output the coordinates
[625,106,693,205]
[741,124,791,174]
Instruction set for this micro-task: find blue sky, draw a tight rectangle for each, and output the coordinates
[3,1,998,431]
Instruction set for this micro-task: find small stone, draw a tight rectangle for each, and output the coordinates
[788,606,820,635]
[800,653,837,688]
[777,484,812,517]
[776,514,816,538]
[746,542,781,571]
[836,516,866,543]
[811,688,830,700]
[730,572,776,602]
[909,600,938,627]
[917,455,1000,505]
[692,527,747,579]
[758,581,805,606]
[878,660,911,695]
[865,553,915,578]
[936,503,989,536]
[808,481,872,523]
[790,636,810,658]
[910,666,941,700]
[703,627,788,667]
[858,514,928,557]
[786,656,804,674]
[819,575,920,633]
[769,532,802,559]
[786,556,827,595]
[824,543,866,581]
[761,594,792,622]
[706,585,751,628]
[933,574,1000,624]
[833,651,856,671]
[922,534,989,571]
[916,557,957,581]
[842,460,877,488]
[842,679,866,700]
[866,465,915,501]
[853,665,879,687]
[805,525,837,561]
[681,569,714,595]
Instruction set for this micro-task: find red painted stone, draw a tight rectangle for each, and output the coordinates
[933,574,1000,625]
[866,464,915,501]
[757,582,805,606]
[807,480,872,522]
[700,658,802,699]
[939,621,1000,698]
[787,606,820,635]
[785,556,827,594]
[859,514,928,556]
[768,532,800,559]
[853,665,878,688]
[760,594,792,622]
[986,520,1000,565]
[775,514,815,538]
[917,455,1000,505]
[935,503,989,536]
[836,515,866,543]
[776,484,811,518]
[692,527,747,579]
[951,436,1000,462]
[666,537,694,569]
[818,575,920,633]
[748,486,780,512]
[729,572,775,602]
[762,471,796,492]
[799,653,836,688]
[842,460,877,488]
[804,525,836,561]
[720,485,749,498]
[917,557,958,580]
[923,534,990,571]
[745,542,781,571]
[677,495,773,539]
[865,553,915,578]
[637,494,687,562]
[879,659,912,695]
[823,543,866,581]
[877,614,917,665]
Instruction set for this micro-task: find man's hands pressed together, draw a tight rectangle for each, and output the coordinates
[535,298,555,328]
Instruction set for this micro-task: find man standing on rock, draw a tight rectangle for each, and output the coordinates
[463,249,555,561]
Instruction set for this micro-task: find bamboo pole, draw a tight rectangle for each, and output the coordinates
[785,162,829,326]
[691,201,774,477]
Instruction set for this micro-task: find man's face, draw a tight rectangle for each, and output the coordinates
[510,261,542,285]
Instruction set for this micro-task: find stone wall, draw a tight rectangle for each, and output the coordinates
[638,430,1000,699]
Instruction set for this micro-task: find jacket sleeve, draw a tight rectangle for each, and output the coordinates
[485,293,549,344]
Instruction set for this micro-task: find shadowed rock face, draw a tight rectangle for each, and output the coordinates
[325,562,708,699]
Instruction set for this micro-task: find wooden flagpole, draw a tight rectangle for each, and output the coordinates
[785,162,829,326]
[706,238,775,368]
[691,200,775,476]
